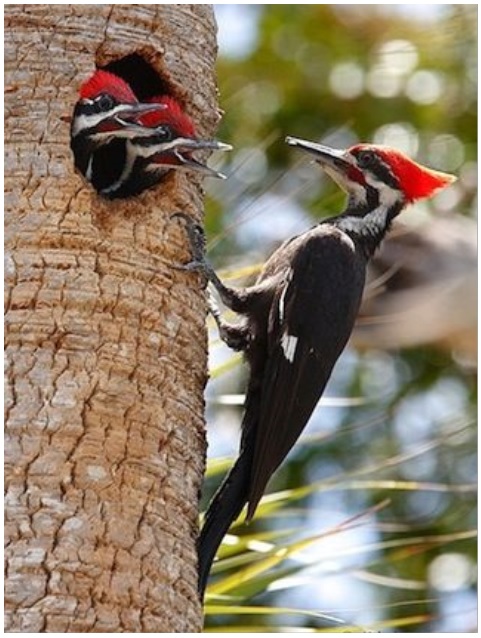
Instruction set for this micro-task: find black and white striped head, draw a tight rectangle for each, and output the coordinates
[70,70,164,143]
[286,137,456,211]
[134,96,232,180]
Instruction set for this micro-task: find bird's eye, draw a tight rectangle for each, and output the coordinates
[96,94,115,112]
[155,125,173,142]
[356,150,376,169]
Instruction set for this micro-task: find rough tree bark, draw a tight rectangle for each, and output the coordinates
[5,4,220,632]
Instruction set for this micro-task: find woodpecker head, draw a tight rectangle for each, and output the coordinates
[70,75,231,198]
[286,137,456,209]
[70,70,165,142]
[136,96,232,179]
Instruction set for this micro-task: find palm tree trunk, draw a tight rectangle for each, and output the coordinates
[5,4,218,632]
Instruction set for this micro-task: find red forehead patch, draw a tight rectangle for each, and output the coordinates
[351,144,456,202]
[79,70,137,104]
[139,96,196,137]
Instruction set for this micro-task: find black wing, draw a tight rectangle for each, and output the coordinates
[246,230,366,517]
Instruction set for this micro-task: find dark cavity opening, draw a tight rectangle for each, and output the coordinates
[101,53,175,102]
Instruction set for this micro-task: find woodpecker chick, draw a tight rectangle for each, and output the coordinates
[70,70,166,194]
[183,138,455,597]
[70,72,231,198]
[117,95,232,199]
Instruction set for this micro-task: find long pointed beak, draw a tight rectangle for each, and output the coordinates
[119,102,167,119]
[94,102,167,136]
[285,136,350,172]
[170,138,233,153]
[148,137,232,179]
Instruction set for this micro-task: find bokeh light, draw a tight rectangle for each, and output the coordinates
[206,5,476,632]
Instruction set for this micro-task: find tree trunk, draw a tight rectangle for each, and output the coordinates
[5,4,219,632]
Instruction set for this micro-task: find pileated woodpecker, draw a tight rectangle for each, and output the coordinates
[70,70,231,198]
[111,94,231,199]
[177,137,456,597]
[70,70,165,195]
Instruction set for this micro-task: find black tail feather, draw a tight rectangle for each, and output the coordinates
[197,448,252,598]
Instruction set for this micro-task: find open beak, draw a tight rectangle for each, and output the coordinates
[148,138,232,179]
[94,102,167,137]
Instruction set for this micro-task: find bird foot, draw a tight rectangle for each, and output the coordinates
[172,212,244,316]
[171,212,212,280]
[208,291,249,351]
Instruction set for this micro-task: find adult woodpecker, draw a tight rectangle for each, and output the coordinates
[70,70,231,198]
[177,137,456,597]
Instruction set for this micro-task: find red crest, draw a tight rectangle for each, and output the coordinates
[351,144,456,202]
[79,70,137,104]
[140,96,196,137]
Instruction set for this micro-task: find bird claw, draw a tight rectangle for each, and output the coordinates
[171,212,205,258]
[171,259,211,283]
[177,260,204,272]
[171,212,210,280]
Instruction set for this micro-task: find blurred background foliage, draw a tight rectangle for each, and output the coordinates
[201,5,476,632]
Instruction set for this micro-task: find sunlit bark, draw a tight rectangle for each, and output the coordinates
[5,4,219,631]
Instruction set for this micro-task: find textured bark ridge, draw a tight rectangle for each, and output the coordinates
[5,5,219,632]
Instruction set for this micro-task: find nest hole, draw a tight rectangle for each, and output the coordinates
[101,53,180,103]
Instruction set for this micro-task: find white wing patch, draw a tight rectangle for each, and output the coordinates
[278,268,293,323]
[278,283,287,323]
[281,333,298,363]
[278,270,297,361]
